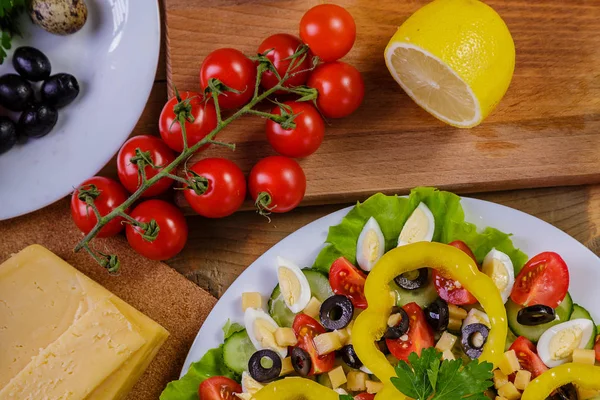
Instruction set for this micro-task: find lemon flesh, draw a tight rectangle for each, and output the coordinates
[385,0,516,128]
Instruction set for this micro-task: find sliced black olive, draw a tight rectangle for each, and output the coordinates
[0,117,18,154]
[0,74,34,111]
[424,298,450,332]
[18,103,58,138]
[394,268,428,290]
[340,344,363,369]
[461,323,490,359]
[383,306,410,340]
[517,305,556,326]
[376,339,390,355]
[290,346,311,377]
[41,73,80,108]
[248,349,282,383]
[548,383,578,400]
[320,295,354,330]
[13,46,51,82]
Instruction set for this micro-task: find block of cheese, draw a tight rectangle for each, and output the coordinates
[0,245,169,399]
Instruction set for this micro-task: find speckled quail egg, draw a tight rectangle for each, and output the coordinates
[29,0,88,35]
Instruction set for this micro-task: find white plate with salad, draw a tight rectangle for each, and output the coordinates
[162,188,600,400]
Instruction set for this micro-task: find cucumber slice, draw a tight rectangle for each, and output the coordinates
[223,330,256,374]
[390,270,438,308]
[570,303,597,349]
[268,269,333,327]
[506,292,573,343]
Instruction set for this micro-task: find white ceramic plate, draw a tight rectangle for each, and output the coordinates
[0,0,160,220]
[181,196,600,376]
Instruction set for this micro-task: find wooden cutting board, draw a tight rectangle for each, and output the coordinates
[0,199,217,399]
[165,0,600,210]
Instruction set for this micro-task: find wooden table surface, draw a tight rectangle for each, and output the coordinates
[101,7,600,299]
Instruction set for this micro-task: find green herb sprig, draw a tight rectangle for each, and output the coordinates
[0,0,26,63]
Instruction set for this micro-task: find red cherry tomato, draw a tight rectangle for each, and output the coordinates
[299,4,356,62]
[184,158,246,218]
[386,302,435,362]
[329,257,368,309]
[509,336,548,378]
[432,241,478,305]
[199,48,257,109]
[248,156,306,214]
[292,313,335,375]
[257,34,312,91]
[510,252,569,308]
[198,376,241,400]
[159,91,218,152]
[307,61,364,119]
[117,135,176,197]
[266,101,325,158]
[594,334,600,363]
[70,176,129,238]
[125,200,188,261]
[354,394,376,400]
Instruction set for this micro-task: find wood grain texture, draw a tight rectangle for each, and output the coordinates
[164,0,600,212]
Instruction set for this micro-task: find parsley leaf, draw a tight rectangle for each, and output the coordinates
[391,348,494,400]
[339,395,353,400]
[0,0,25,64]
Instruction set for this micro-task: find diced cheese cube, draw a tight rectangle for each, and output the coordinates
[303,297,322,320]
[280,357,294,376]
[578,387,600,400]
[441,349,455,361]
[448,304,468,320]
[275,328,297,347]
[513,370,531,390]
[572,348,596,365]
[328,365,347,389]
[388,313,402,327]
[334,328,350,345]
[448,317,462,332]
[493,369,509,389]
[346,371,368,391]
[435,331,458,351]
[498,350,521,375]
[242,292,263,311]
[366,380,384,394]
[497,382,521,400]
[314,332,343,356]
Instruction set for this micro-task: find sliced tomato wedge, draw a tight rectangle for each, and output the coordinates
[354,394,375,400]
[510,252,569,308]
[198,376,241,400]
[292,314,335,375]
[595,334,600,363]
[432,240,478,305]
[386,302,435,362]
[329,257,368,309]
[509,336,548,378]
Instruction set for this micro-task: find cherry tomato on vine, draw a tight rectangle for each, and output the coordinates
[70,176,129,238]
[184,158,246,219]
[299,4,356,62]
[159,91,218,152]
[307,61,364,119]
[199,48,257,110]
[125,199,188,261]
[266,101,325,158]
[257,34,312,91]
[198,376,241,400]
[248,156,306,214]
[117,135,176,197]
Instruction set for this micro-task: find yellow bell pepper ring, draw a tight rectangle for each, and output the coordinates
[352,242,508,400]
[253,377,338,400]
[521,363,600,400]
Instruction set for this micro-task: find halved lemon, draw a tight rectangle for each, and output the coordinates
[385,0,516,128]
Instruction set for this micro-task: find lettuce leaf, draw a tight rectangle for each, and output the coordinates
[222,319,244,340]
[312,187,528,273]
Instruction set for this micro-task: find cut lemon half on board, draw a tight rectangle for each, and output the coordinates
[385,0,516,128]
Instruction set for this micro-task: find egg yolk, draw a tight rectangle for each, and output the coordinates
[400,207,429,243]
[363,230,381,263]
[278,267,301,307]
[549,326,583,360]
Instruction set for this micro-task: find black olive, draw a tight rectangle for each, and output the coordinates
[517,305,556,326]
[424,298,450,332]
[13,46,51,82]
[376,339,390,355]
[41,73,80,108]
[0,74,34,111]
[548,383,578,400]
[383,306,410,340]
[340,344,363,369]
[0,117,18,154]
[394,268,428,290]
[461,323,490,359]
[320,295,354,330]
[18,103,58,138]
[290,346,311,377]
[248,349,282,383]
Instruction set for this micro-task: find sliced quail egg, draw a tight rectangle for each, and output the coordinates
[481,248,515,304]
[356,217,385,271]
[398,202,435,246]
[537,319,594,368]
[277,257,311,313]
[244,307,288,358]
[241,371,264,395]
[462,308,491,330]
